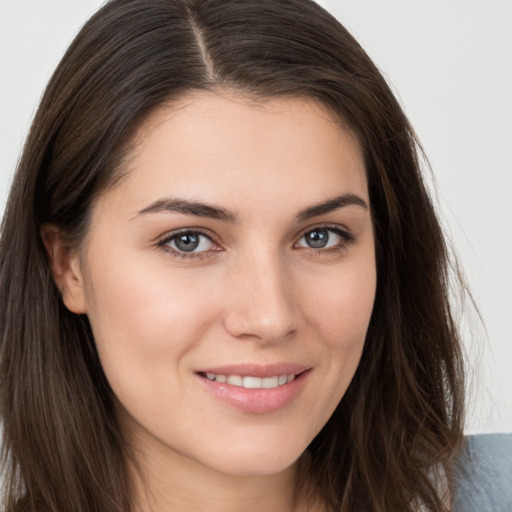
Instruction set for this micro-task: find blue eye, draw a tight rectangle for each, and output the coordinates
[162,231,216,254]
[296,227,351,250]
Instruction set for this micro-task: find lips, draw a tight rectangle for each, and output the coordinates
[196,363,310,414]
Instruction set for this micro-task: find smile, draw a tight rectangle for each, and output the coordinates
[204,373,296,388]
[199,369,309,414]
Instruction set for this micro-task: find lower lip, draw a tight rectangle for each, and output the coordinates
[197,370,310,414]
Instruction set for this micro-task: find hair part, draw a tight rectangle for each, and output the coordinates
[0,1,465,511]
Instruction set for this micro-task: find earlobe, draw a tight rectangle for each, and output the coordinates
[41,224,88,314]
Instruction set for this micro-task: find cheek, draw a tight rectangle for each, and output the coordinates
[308,258,375,387]
[83,255,221,374]
[83,258,226,427]
[305,259,376,347]
[293,258,376,434]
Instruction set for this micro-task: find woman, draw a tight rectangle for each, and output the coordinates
[0,0,465,511]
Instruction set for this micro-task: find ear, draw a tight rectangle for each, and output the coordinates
[41,224,88,314]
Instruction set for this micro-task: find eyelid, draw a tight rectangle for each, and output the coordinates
[293,224,356,255]
[157,226,217,244]
[294,223,355,243]
[155,223,355,261]
[156,227,222,259]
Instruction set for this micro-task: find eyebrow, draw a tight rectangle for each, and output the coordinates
[296,194,368,222]
[135,198,239,223]
[135,193,368,223]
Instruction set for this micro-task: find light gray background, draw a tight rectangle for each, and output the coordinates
[1,0,511,433]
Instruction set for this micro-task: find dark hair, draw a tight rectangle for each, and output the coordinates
[0,1,465,511]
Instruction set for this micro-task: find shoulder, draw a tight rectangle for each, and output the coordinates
[453,433,512,511]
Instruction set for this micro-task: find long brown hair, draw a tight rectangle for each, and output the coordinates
[0,1,465,510]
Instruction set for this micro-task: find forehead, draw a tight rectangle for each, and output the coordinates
[98,92,368,220]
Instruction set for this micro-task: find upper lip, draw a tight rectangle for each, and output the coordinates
[196,363,310,378]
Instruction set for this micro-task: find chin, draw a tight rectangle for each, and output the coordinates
[196,441,306,477]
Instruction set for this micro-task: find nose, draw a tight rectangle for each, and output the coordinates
[222,250,298,344]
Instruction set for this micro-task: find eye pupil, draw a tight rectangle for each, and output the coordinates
[306,229,329,248]
[175,233,200,252]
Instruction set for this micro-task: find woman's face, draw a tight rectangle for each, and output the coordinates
[62,93,376,477]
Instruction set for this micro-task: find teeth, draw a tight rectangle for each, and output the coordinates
[204,373,296,388]
[227,375,243,386]
[243,376,262,388]
[262,376,278,388]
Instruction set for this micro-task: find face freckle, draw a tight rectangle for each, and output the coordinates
[71,92,376,479]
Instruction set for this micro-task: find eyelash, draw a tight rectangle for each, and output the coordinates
[156,225,355,261]
[157,228,220,261]
[294,225,355,257]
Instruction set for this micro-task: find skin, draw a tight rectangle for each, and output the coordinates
[44,93,377,512]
